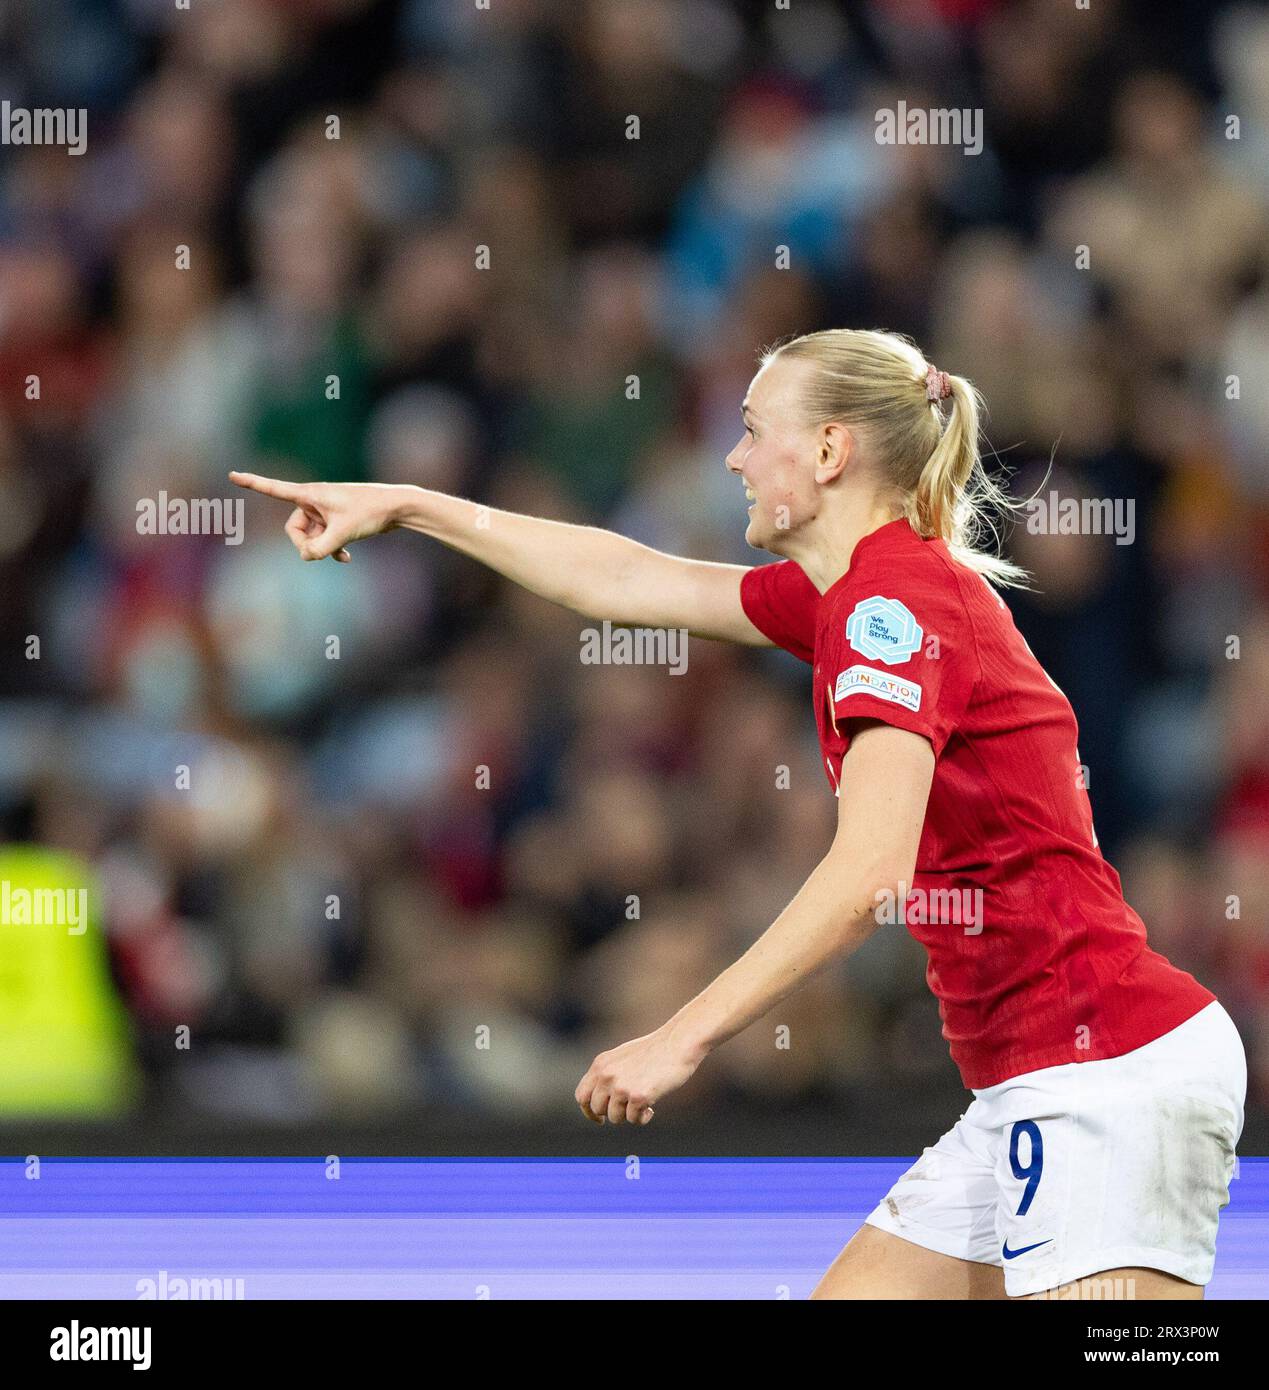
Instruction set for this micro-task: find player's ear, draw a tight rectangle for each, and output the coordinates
[815,422,853,483]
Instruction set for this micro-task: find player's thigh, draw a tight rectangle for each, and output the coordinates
[1016,1266,1203,1301]
[812,1222,1007,1300]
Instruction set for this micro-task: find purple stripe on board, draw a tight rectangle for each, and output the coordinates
[0,1160,1262,1299]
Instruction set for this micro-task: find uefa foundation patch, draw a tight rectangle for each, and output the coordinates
[834,664,922,711]
[845,595,923,665]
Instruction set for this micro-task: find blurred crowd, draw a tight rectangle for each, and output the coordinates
[0,0,1267,1132]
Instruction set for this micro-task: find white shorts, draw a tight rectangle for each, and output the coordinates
[865,1001,1247,1296]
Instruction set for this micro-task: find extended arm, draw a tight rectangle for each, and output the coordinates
[575,721,936,1124]
[229,473,769,646]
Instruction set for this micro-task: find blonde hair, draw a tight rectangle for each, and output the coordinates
[763,328,1028,588]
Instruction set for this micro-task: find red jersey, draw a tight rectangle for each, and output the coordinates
[740,517,1214,1089]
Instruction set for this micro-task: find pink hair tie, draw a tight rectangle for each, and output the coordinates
[925,365,952,402]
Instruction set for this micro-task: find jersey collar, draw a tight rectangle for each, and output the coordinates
[819,517,920,603]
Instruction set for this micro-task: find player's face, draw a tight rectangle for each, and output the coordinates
[725,358,823,554]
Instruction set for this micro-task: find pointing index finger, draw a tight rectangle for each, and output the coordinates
[229,471,306,504]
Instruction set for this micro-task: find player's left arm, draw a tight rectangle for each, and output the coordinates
[575,720,935,1124]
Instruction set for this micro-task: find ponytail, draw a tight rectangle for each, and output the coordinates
[766,329,1029,589]
[907,372,1028,588]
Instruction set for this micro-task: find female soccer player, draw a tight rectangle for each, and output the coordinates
[230,328,1245,1300]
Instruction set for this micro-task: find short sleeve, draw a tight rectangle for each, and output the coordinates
[819,572,978,756]
[739,560,819,664]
